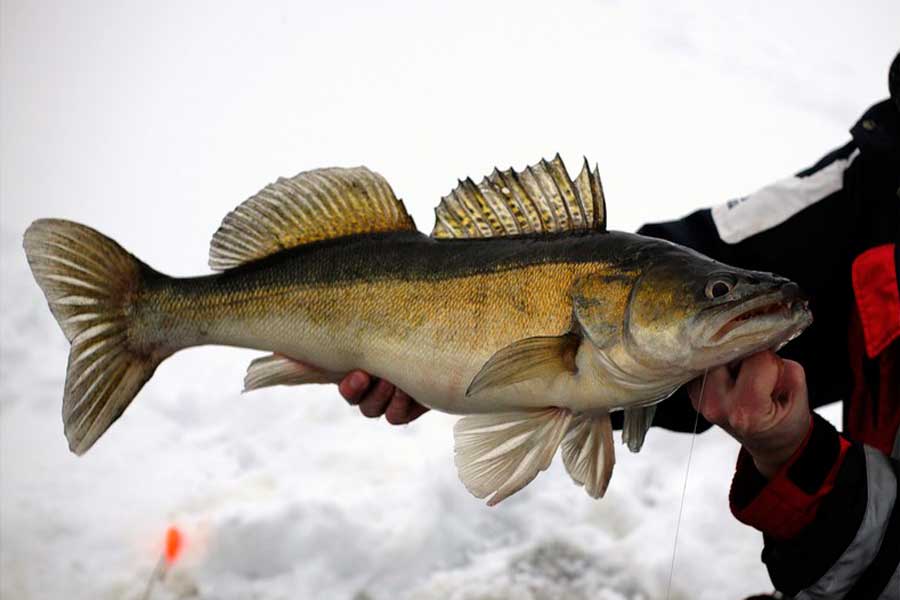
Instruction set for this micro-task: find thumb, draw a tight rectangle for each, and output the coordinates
[734,350,784,413]
[773,359,808,411]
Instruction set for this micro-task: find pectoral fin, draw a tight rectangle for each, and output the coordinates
[243,354,341,392]
[466,334,580,397]
[562,412,615,498]
[454,408,573,506]
[622,405,656,453]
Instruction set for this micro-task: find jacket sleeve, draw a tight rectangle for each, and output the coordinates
[633,105,900,597]
[728,235,900,598]
[630,140,860,433]
[731,414,900,599]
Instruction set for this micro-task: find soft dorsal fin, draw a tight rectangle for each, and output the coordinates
[209,166,416,270]
[431,154,606,239]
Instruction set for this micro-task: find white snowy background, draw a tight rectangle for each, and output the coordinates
[1,1,897,598]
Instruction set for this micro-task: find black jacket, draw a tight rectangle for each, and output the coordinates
[635,96,900,599]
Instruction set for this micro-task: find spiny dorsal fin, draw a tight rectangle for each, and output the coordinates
[210,166,416,270]
[431,154,606,239]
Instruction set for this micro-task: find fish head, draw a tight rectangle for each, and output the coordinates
[624,243,812,371]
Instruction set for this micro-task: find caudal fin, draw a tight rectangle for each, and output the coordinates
[24,219,164,455]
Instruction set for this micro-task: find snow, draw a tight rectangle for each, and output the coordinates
[0,1,894,598]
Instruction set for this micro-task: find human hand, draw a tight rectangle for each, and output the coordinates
[338,371,430,424]
[687,350,812,478]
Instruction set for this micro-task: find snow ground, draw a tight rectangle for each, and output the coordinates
[1,1,896,598]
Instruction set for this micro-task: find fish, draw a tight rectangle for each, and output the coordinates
[23,155,812,505]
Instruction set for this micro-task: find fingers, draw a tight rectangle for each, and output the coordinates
[741,357,811,476]
[358,379,396,417]
[690,365,733,406]
[688,365,733,424]
[404,402,430,423]
[383,389,431,425]
[734,351,783,405]
[725,351,781,433]
[774,359,806,408]
[687,350,780,431]
[688,351,812,478]
[338,371,428,424]
[339,371,371,405]
[384,389,412,424]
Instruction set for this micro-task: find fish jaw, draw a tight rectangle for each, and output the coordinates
[688,286,813,369]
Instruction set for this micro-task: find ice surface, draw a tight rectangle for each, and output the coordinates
[0,0,890,598]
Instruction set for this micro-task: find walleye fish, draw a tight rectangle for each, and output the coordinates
[24,155,812,505]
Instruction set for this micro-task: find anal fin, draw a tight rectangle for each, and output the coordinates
[454,408,573,506]
[243,354,341,392]
[562,412,615,498]
[622,405,656,453]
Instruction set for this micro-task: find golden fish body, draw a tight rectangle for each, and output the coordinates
[132,231,662,415]
[25,156,812,504]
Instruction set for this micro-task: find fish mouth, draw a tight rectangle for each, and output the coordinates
[706,291,810,345]
[711,298,807,341]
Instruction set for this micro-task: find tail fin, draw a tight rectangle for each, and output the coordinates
[24,219,164,455]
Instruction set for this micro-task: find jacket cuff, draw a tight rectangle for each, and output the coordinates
[729,412,851,540]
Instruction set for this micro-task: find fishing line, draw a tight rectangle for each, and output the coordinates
[140,556,165,600]
[665,368,708,600]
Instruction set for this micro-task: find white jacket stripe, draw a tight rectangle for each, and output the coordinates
[711,149,859,244]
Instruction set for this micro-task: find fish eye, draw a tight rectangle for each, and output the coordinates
[705,277,734,299]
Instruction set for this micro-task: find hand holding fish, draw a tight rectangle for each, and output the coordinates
[688,350,812,478]
[339,371,429,424]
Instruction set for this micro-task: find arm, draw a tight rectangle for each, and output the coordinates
[674,93,900,597]
[691,349,900,599]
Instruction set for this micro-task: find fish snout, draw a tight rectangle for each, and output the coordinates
[778,281,812,324]
[779,281,801,301]
[748,273,804,301]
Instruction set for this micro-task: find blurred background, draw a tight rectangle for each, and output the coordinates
[1,1,897,598]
